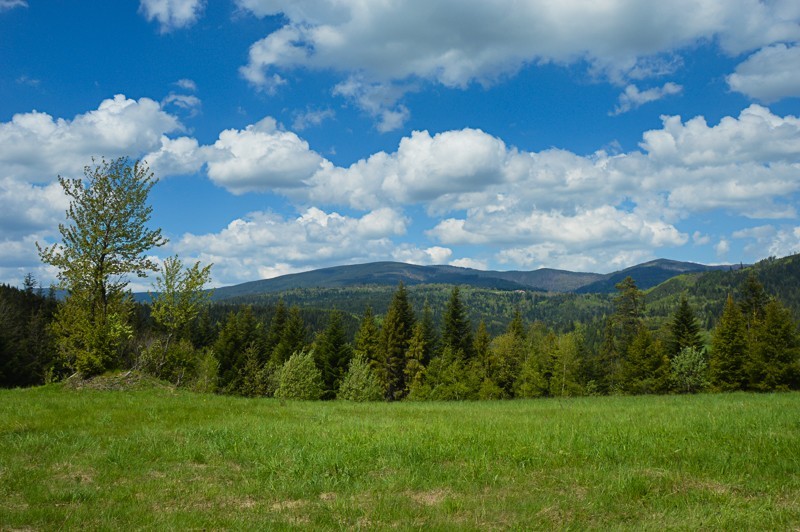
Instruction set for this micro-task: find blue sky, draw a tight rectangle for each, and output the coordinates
[2,0,800,289]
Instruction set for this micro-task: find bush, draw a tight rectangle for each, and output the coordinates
[338,355,384,401]
[671,346,709,393]
[275,350,324,400]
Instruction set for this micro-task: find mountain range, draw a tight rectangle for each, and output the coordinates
[209,259,737,301]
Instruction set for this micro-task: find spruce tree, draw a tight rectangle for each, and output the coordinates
[265,299,288,357]
[419,300,439,364]
[442,286,474,359]
[668,295,703,358]
[271,306,307,365]
[747,299,800,391]
[710,294,748,391]
[379,282,415,400]
[314,309,353,399]
[354,306,381,367]
[507,307,525,340]
[740,272,767,331]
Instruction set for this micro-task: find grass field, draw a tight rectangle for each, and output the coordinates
[1,383,798,530]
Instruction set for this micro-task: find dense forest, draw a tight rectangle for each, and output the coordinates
[2,255,799,399]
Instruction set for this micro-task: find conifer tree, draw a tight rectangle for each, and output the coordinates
[354,306,381,366]
[740,272,768,330]
[621,325,670,394]
[473,321,491,367]
[338,355,384,401]
[710,294,748,391]
[314,309,353,399]
[271,305,307,365]
[747,299,800,391]
[379,282,415,400]
[265,299,288,357]
[668,295,703,358]
[404,321,428,395]
[275,350,323,400]
[419,300,439,364]
[212,306,264,393]
[507,307,525,340]
[442,286,474,359]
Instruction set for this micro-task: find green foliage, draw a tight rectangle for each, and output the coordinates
[275,350,324,400]
[150,255,212,343]
[414,346,481,400]
[212,307,265,393]
[710,294,748,391]
[337,355,384,402]
[37,158,166,375]
[314,309,353,399]
[379,283,416,400]
[0,281,58,387]
[621,326,670,395]
[747,300,800,391]
[271,306,307,366]
[188,348,219,394]
[442,286,474,358]
[671,346,709,394]
[668,295,702,357]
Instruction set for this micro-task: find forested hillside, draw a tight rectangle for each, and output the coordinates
[3,253,799,399]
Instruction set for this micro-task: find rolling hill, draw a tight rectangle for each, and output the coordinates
[208,258,733,301]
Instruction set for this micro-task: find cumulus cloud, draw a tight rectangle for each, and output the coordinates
[162,93,202,117]
[173,207,408,284]
[611,82,683,115]
[204,117,324,193]
[0,94,182,183]
[139,0,205,33]
[727,43,800,102]
[237,0,800,127]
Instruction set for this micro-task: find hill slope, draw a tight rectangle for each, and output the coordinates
[209,259,730,301]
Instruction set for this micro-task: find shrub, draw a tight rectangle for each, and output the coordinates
[275,350,324,400]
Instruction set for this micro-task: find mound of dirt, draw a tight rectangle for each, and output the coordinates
[61,371,174,392]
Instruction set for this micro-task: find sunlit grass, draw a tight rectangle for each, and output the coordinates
[1,385,798,529]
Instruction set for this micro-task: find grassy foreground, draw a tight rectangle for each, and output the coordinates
[1,385,798,530]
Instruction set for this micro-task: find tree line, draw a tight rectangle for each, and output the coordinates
[1,157,798,397]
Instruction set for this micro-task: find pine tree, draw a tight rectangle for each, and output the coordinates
[507,307,525,340]
[419,300,439,364]
[271,306,307,366]
[314,309,353,399]
[710,294,748,391]
[354,306,381,363]
[442,286,473,359]
[740,272,767,331]
[747,299,800,391]
[668,295,703,358]
[265,299,288,357]
[613,276,644,353]
[379,282,415,400]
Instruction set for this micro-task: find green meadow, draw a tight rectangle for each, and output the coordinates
[1,384,798,530]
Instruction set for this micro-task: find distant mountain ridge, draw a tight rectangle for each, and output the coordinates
[209,259,734,301]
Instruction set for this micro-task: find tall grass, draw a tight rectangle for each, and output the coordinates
[1,385,798,529]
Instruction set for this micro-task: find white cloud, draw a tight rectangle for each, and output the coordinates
[692,231,711,246]
[611,82,683,115]
[139,0,205,33]
[237,0,800,127]
[162,93,202,117]
[715,238,731,257]
[727,43,800,102]
[0,0,26,11]
[0,94,182,183]
[175,78,198,92]
[391,245,453,266]
[205,117,324,193]
[292,108,335,131]
[173,207,410,285]
[450,257,488,270]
